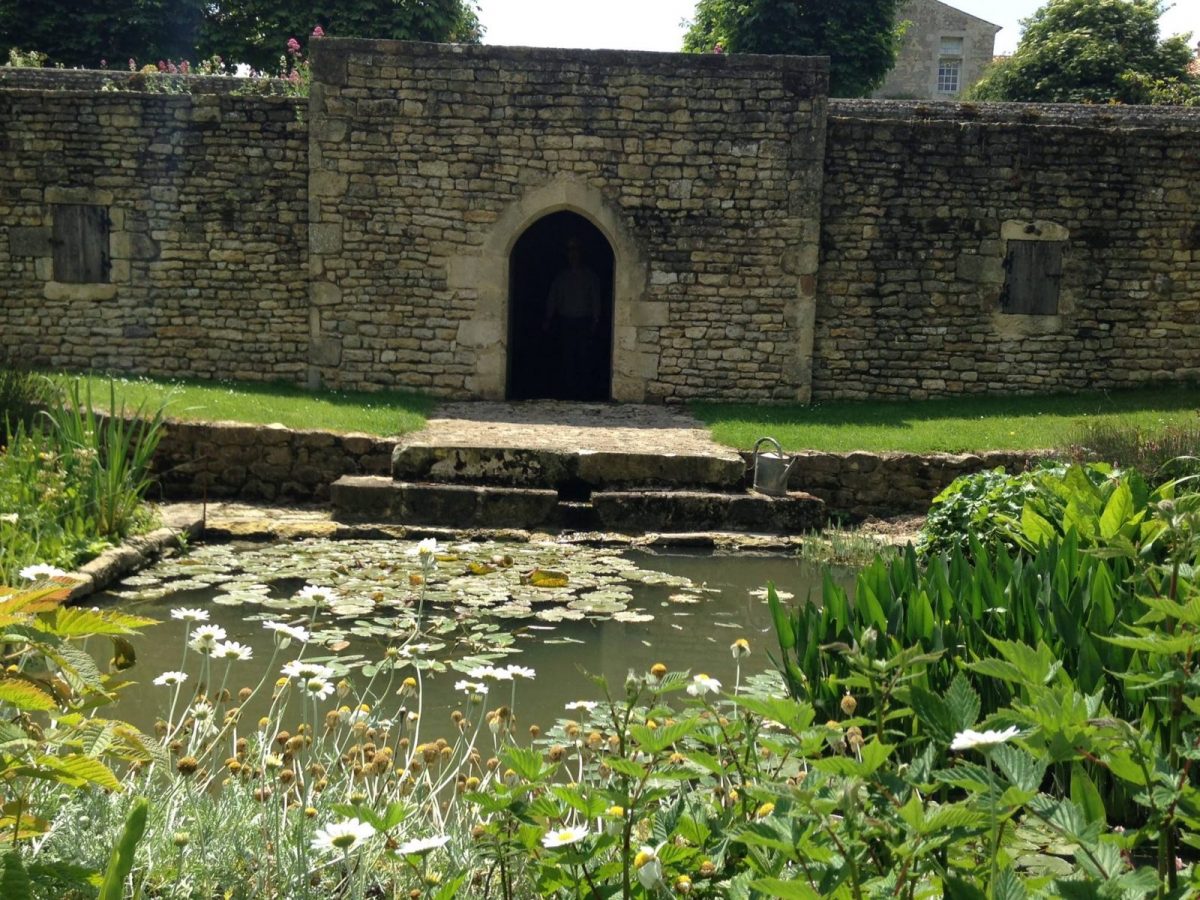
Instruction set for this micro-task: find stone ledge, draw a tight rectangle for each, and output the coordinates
[65,504,204,601]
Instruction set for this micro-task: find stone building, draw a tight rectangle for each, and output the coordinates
[873,0,1001,100]
[1,41,1199,405]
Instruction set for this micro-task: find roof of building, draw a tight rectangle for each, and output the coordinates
[909,0,1002,32]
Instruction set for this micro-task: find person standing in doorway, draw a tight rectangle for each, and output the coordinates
[542,237,603,398]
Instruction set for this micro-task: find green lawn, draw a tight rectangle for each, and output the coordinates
[692,387,1200,454]
[64,373,434,437]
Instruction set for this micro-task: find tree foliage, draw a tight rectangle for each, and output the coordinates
[682,0,903,97]
[0,0,482,71]
[968,0,1197,104]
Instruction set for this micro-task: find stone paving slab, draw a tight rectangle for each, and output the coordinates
[407,402,740,459]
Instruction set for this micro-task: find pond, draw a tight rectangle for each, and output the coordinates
[95,537,853,733]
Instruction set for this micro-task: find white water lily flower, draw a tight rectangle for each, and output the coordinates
[264,621,310,645]
[282,660,334,681]
[297,585,338,604]
[565,701,598,712]
[395,834,450,855]
[686,674,722,697]
[170,607,209,622]
[541,826,589,848]
[19,564,67,581]
[312,820,375,855]
[950,726,1021,751]
[153,670,188,687]
[213,641,253,661]
[504,664,536,680]
[304,677,335,700]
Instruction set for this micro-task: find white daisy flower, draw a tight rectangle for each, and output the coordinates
[686,674,722,697]
[213,641,253,661]
[190,624,227,644]
[950,726,1021,751]
[312,820,375,855]
[304,677,335,700]
[264,621,310,645]
[730,638,751,659]
[634,844,665,890]
[454,680,488,696]
[541,826,589,848]
[504,664,536,680]
[565,701,598,712]
[297,585,338,604]
[19,563,68,581]
[468,665,512,681]
[407,537,439,558]
[153,670,188,687]
[189,700,214,722]
[282,660,334,681]
[395,834,450,855]
[170,607,209,622]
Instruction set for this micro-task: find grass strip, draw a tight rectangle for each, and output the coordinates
[692,386,1200,453]
[59,373,434,437]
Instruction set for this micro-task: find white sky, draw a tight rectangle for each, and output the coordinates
[479,1,1200,57]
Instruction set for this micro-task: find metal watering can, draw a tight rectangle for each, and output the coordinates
[751,436,798,497]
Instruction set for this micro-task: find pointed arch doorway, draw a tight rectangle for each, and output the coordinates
[507,211,615,400]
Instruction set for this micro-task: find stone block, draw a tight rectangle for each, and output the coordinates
[310,336,343,366]
[8,227,49,256]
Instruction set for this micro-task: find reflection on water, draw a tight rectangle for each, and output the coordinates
[93,541,854,733]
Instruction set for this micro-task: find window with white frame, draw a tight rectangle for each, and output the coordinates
[937,36,964,94]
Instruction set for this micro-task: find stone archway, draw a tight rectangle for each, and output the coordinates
[447,178,654,402]
[508,211,614,401]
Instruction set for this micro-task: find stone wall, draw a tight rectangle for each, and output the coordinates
[813,100,1200,400]
[149,418,394,502]
[306,40,828,402]
[0,86,309,381]
[2,49,1199,407]
[782,448,1044,518]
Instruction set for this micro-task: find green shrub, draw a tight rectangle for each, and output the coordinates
[917,462,1152,559]
[0,368,59,441]
[0,379,165,582]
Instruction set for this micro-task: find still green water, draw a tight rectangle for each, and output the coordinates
[94,538,849,732]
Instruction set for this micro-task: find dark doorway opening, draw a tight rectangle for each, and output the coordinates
[507,211,614,401]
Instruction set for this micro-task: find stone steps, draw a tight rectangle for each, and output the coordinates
[392,442,746,492]
[331,476,825,534]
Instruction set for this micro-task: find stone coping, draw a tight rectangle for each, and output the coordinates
[831,98,1200,128]
[0,67,296,96]
[312,37,831,74]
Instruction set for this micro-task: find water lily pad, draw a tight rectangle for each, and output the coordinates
[612,611,655,623]
[523,569,570,588]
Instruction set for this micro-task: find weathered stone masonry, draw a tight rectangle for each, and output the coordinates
[306,41,826,402]
[1,44,1198,403]
[815,101,1200,400]
[0,83,309,380]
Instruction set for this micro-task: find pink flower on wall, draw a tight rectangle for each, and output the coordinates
[312,25,325,38]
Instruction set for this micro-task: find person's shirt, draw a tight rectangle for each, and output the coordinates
[547,266,602,320]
